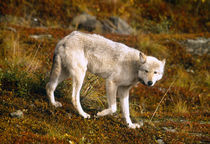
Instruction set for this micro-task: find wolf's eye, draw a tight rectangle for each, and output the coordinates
[154,71,157,74]
[145,70,148,73]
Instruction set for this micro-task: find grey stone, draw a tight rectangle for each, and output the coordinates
[186,48,194,53]
[163,127,176,133]
[182,38,210,55]
[186,69,195,73]
[30,17,42,27]
[29,34,52,39]
[157,139,165,144]
[109,16,134,35]
[71,13,103,32]
[10,110,24,118]
[6,27,17,33]
[101,16,134,35]
[101,19,117,33]
[71,14,134,34]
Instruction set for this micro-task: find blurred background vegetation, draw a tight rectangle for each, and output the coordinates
[0,0,209,33]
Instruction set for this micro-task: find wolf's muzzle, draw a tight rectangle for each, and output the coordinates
[138,78,146,86]
[147,81,153,86]
[138,78,153,87]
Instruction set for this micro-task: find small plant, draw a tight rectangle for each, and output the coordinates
[174,99,189,114]
[136,34,168,59]
[155,16,172,33]
[1,68,31,97]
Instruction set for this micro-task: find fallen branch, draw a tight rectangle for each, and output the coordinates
[150,79,176,122]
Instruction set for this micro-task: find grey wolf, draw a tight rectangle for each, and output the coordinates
[46,31,165,128]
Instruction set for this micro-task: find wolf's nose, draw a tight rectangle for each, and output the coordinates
[147,81,153,86]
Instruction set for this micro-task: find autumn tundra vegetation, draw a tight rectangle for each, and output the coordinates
[0,0,209,143]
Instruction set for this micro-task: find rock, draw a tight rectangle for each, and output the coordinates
[71,13,103,32]
[109,16,134,35]
[66,113,72,119]
[30,17,42,27]
[10,110,24,118]
[71,14,134,34]
[182,38,210,55]
[29,34,52,39]
[6,27,17,33]
[157,139,165,144]
[186,69,195,73]
[102,16,134,35]
[101,19,117,33]
[158,87,167,93]
[163,127,176,133]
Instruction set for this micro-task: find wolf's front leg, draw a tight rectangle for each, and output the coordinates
[119,87,143,129]
[72,69,90,119]
[97,80,117,117]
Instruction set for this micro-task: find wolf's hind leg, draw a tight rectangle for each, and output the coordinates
[71,67,90,118]
[46,55,67,107]
[97,80,117,117]
[46,81,62,107]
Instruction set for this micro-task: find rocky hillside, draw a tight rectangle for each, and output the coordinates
[0,0,209,33]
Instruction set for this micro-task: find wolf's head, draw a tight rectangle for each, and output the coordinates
[138,52,165,87]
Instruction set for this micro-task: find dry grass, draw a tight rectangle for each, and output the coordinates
[0,25,209,144]
[136,34,168,59]
[0,0,209,143]
[174,99,189,114]
[0,30,42,72]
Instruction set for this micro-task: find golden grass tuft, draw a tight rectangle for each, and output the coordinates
[174,99,189,114]
[0,29,42,72]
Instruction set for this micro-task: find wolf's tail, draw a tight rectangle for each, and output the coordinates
[49,54,61,83]
[46,54,61,96]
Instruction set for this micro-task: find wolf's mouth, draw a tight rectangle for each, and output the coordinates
[138,78,146,86]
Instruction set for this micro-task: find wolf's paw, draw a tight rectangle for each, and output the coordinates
[96,108,115,117]
[52,101,62,107]
[128,122,143,129]
[96,111,103,117]
[82,113,91,119]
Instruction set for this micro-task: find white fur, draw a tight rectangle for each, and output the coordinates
[46,31,165,128]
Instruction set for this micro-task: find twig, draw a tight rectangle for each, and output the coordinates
[150,79,176,122]
[26,44,41,72]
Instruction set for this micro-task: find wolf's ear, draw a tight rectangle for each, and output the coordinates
[162,59,166,66]
[139,52,147,64]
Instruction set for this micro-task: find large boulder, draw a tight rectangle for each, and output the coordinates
[108,16,134,35]
[182,38,210,55]
[71,13,134,35]
[71,13,103,32]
